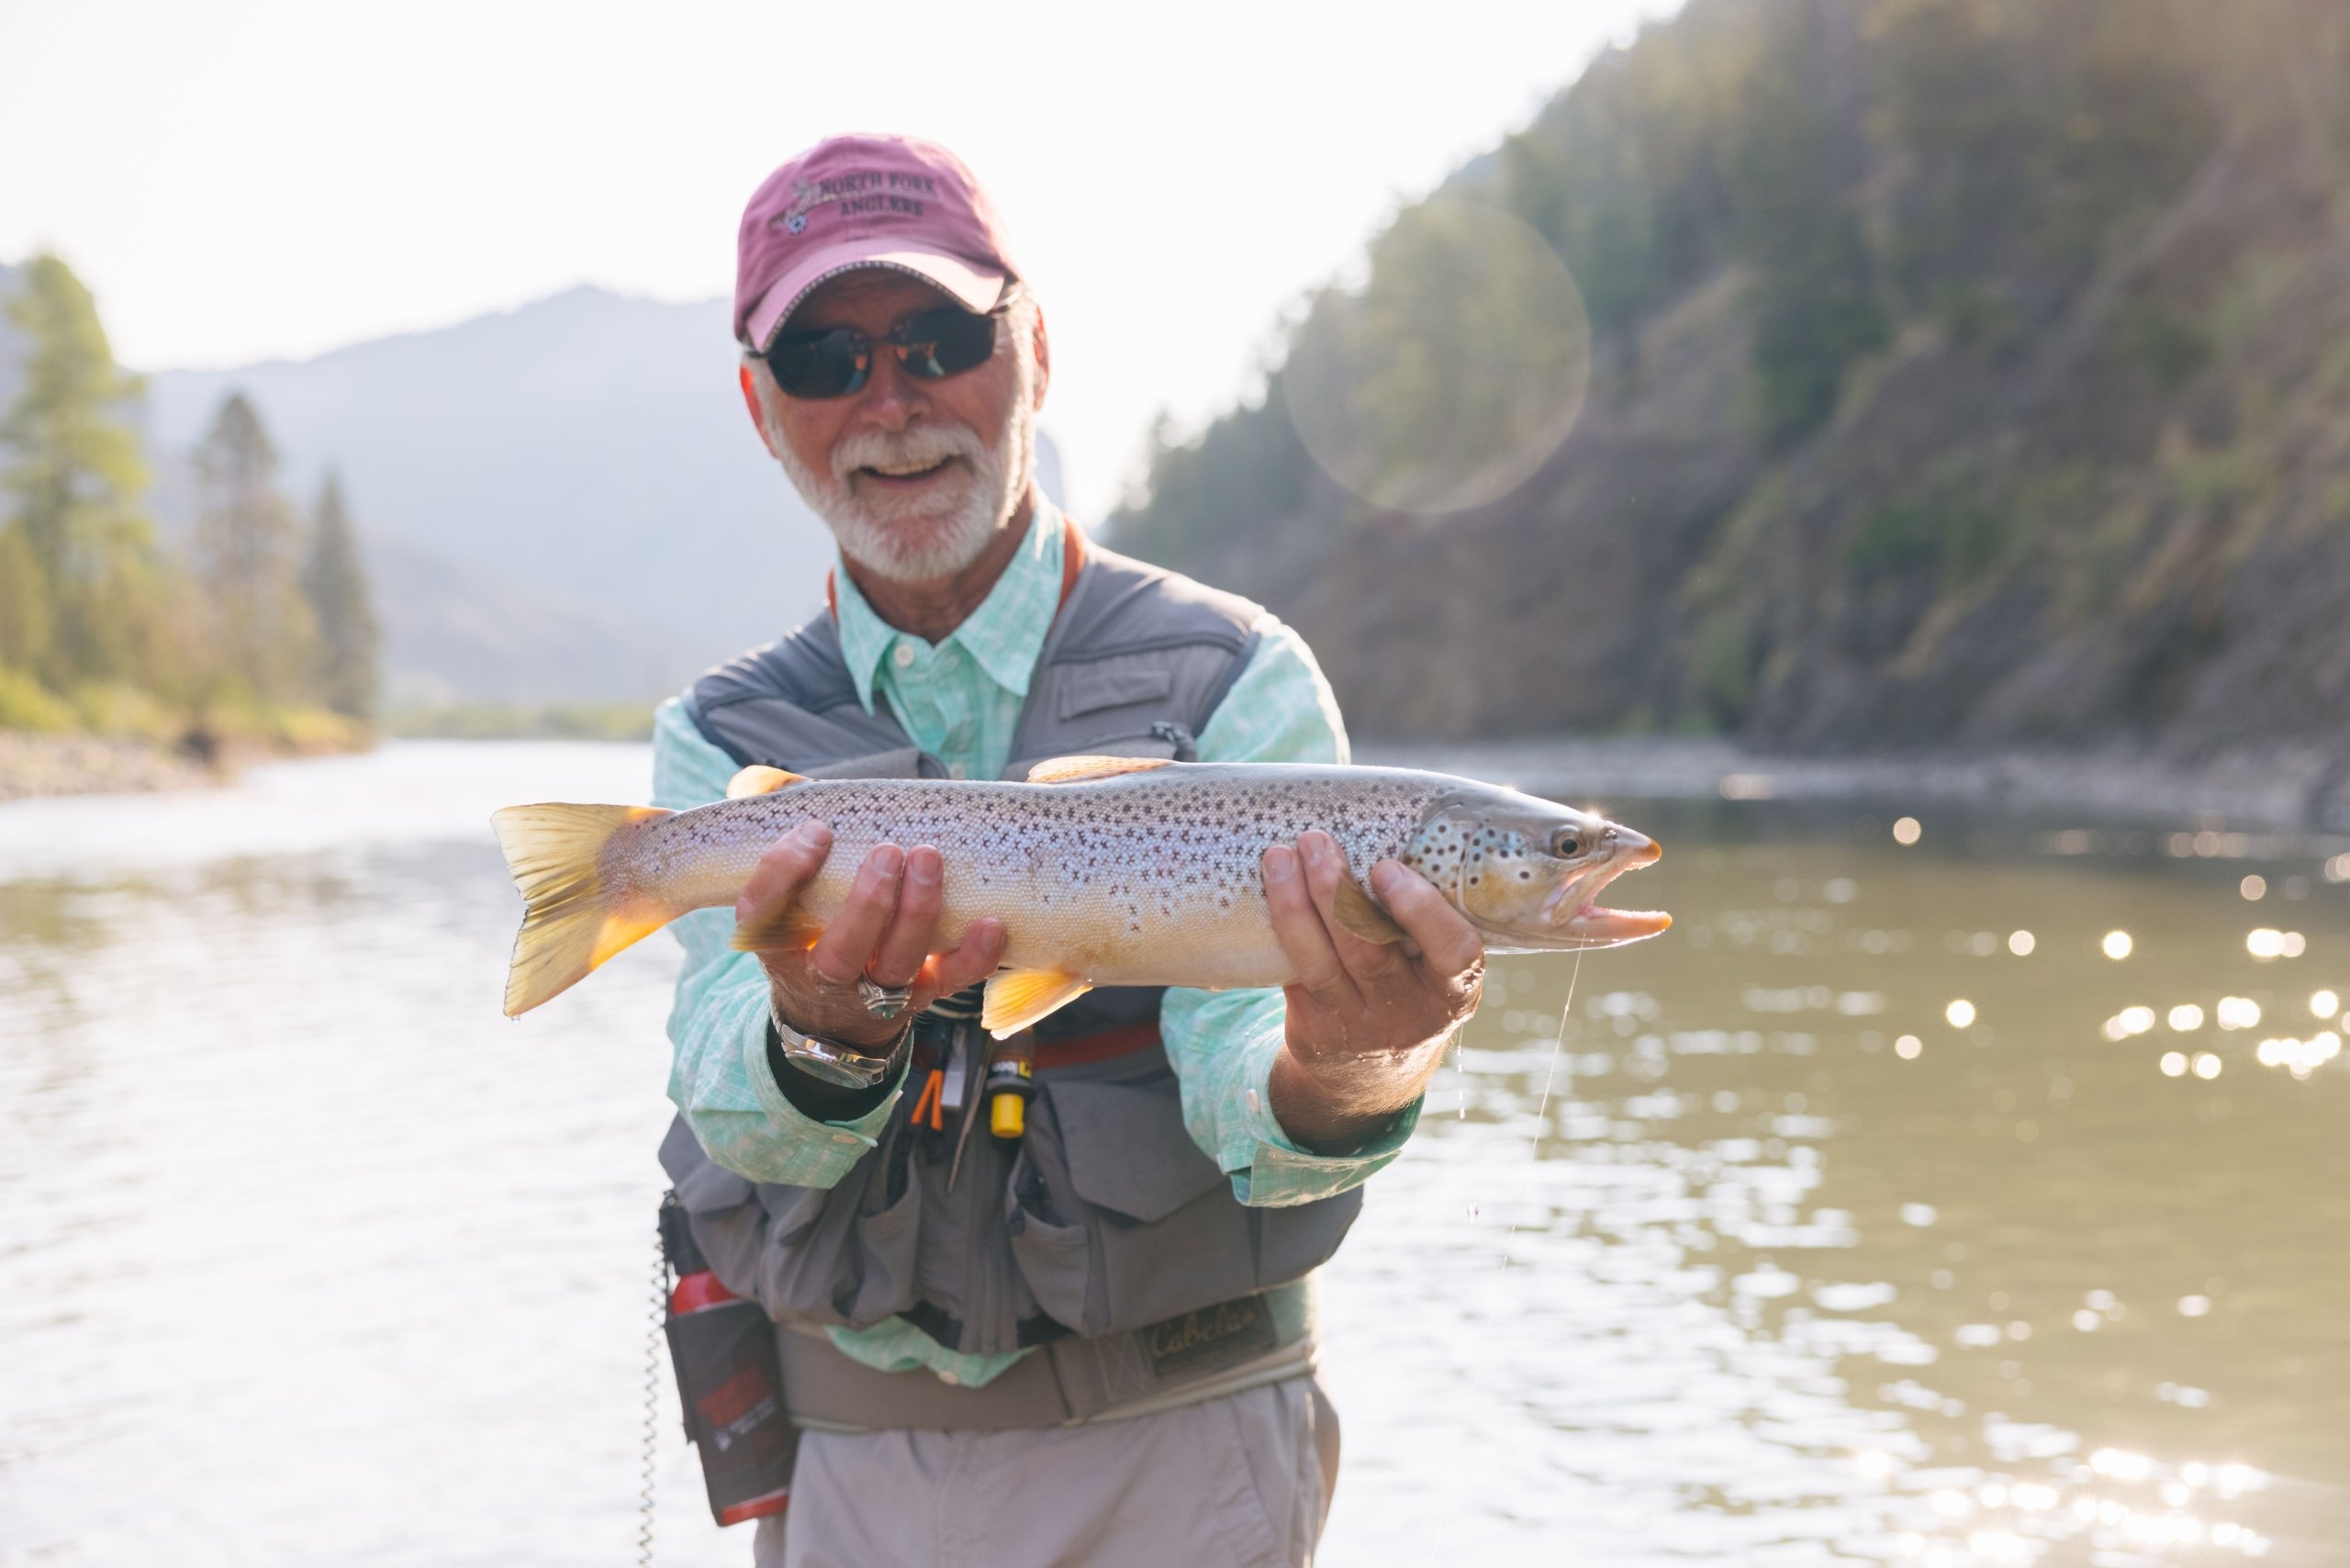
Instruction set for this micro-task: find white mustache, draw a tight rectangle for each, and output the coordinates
[832,422,984,482]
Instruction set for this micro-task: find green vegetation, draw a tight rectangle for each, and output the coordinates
[1119,0,2224,568]
[302,474,379,721]
[0,254,379,754]
[2114,298,2214,390]
[1845,468,2013,589]
[1109,0,2350,751]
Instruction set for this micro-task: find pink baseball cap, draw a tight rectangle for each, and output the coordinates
[734,133,1020,351]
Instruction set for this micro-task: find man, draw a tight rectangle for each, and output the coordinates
[655,133,1483,1568]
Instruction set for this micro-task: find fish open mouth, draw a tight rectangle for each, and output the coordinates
[1543,828,1670,946]
[1561,902,1673,944]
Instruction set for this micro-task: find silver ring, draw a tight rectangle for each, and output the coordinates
[856,976,914,1019]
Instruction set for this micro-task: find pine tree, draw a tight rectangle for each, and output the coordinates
[0,253,156,691]
[300,472,379,720]
[191,392,317,704]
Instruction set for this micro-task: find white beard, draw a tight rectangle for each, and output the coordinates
[775,348,1035,585]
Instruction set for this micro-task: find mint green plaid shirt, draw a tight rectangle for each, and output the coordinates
[655,500,1419,1386]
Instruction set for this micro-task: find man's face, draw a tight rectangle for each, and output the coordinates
[744,269,1045,584]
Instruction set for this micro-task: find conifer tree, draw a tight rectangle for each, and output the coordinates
[300,472,379,720]
[192,392,317,704]
[0,253,156,690]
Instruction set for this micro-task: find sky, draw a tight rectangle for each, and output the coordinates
[0,0,1675,519]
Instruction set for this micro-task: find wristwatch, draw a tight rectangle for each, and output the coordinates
[768,1004,913,1090]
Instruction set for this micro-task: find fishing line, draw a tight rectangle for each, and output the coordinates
[1502,946,1583,1266]
[1535,946,1584,1131]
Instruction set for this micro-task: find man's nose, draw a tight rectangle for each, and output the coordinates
[847,344,927,429]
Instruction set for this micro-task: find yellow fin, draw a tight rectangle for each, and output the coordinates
[493,802,675,1016]
[982,969,1093,1037]
[729,903,829,954]
[1026,755,1177,785]
[727,765,808,799]
[1331,876,1407,946]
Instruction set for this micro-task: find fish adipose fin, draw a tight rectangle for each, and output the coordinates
[983,969,1093,1037]
[1026,755,1177,785]
[493,803,675,1017]
[726,765,808,799]
[1331,877,1407,945]
[728,903,829,954]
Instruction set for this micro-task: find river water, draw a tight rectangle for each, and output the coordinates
[2,742,2344,1566]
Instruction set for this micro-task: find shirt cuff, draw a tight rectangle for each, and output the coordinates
[742,1012,907,1155]
[1225,1022,1422,1208]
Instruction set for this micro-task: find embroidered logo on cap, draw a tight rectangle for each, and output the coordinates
[773,170,945,234]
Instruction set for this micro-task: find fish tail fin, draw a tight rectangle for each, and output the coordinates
[492,802,674,1016]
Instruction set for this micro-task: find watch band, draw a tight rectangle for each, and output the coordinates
[768,1004,913,1090]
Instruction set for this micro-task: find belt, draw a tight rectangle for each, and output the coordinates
[778,1277,1319,1433]
[1033,1021,1160,1070]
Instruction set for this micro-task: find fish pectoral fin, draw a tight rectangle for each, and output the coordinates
[1025,755,1177,785]
[492,802,676,1016]
[726,765,809,799]
[728,903,829,954]
[1330,877,1408,946]
[983,969,1093,1038]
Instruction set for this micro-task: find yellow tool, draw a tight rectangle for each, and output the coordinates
[985,1035,1036,1138]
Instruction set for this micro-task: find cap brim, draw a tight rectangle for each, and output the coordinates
[744,241,1008,350]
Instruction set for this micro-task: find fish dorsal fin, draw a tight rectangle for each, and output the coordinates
[1026,755,1177,785]
[982,969,1094,1037]
[727,765,808,799]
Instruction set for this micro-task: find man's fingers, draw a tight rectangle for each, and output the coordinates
[1299,832,1405,980]
[1264,842,1359,1009]
[737,822,834,925]
[923,917,1008,1000]
[867,845,945,987]
[1371,858,1484,981]
[804,844,904,986]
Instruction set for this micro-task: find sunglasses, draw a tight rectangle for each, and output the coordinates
[764,302,1008,400]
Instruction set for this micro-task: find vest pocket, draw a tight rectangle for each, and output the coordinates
[1002,1153,1092,1329]
[1007,1074,1269,1337]
[736,1154,926,1329]
[842,1173,923,1325]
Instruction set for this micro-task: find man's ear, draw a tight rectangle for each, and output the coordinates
[739,363,778,457]
[1028,305,1051,409]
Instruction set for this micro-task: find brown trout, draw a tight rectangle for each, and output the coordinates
[493,755,1668,1033]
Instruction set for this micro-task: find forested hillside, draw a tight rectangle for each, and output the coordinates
[0,256,375,751]
[1110,0,2350,764]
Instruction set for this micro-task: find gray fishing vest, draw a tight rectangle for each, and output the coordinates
[658,532,1363,1371]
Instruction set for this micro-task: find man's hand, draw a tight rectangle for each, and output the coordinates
[1261,829,1485,1153]
[737,823,1006,1050]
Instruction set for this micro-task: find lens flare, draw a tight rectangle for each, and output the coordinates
[1284,200,1591,516]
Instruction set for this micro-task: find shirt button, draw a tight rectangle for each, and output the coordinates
[892,644,916,669]
[1246,1089,1262,1114]
[948,763,968,779]
[937,1370,961,1386]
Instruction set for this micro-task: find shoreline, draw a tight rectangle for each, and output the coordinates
[0,732,219,802]
[9,727,2344,840]
[1354,737,2350,839]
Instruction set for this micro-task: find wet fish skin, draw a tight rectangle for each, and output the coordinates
[492,757,1668,1033]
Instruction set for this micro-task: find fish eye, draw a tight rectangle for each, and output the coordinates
[1550,828,1583,857]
